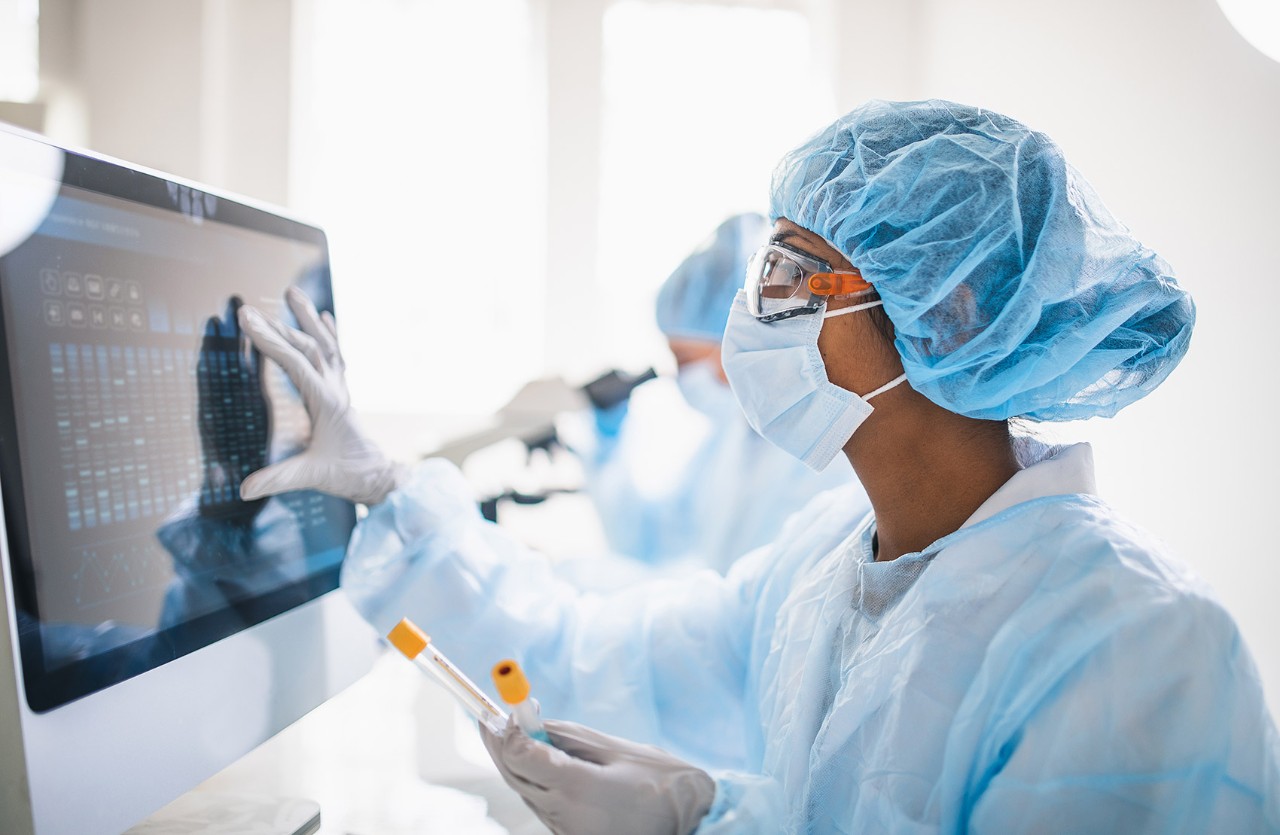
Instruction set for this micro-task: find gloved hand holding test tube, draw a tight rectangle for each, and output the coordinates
[385,618,508,734]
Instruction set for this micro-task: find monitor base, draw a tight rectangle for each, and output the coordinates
[125,792,320,835]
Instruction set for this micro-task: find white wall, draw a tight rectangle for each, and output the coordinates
[41,0,293,207]
[833,0,1280,715]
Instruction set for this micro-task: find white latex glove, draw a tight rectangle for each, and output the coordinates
[481,717,715,835]
[237,287,406,505]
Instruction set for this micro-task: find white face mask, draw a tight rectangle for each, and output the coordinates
[675,360,736,419]
[721,290,907,470]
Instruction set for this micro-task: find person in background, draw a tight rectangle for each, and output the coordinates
[237,99,1279,833]
[565,212,860,575]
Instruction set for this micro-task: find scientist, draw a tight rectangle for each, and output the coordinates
[237,99,1280,833]
[567,212,858,574]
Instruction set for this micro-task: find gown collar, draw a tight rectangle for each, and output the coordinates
[960,439,1098,531]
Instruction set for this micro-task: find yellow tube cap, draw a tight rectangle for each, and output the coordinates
[387,618,430,659]
[492,659,531,705]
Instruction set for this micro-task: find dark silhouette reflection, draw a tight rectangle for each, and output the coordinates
[155,295,309,630]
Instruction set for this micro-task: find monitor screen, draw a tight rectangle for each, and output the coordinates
[0,131,357,713]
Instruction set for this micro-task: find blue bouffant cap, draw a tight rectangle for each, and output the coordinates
[656,212,770,342]
[770,99,1195,421]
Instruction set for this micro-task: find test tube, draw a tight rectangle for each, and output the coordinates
[491,659,549,743]
[386,618,508,735]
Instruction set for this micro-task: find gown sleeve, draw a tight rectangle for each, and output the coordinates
[693,771,787,834]
[339,457,774,769]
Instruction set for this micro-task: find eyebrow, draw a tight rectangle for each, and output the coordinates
[769,231,806,246]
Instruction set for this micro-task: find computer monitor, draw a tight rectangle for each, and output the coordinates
[0,123,379,835]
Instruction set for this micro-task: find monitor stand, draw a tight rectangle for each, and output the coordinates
[124,792,320,835]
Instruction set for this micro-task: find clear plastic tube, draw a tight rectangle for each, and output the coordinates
[386,618,507,734]
[509,699,549,743]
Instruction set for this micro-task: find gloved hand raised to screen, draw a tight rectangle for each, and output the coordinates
[482,717,714,835]
[236,287,406,506]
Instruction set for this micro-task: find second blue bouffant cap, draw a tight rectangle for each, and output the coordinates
[656,212,770,342]
[770,99,1195,421]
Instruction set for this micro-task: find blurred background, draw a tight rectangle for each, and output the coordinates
[2,0,1277,745]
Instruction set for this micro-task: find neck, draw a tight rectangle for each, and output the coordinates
[844,391,1019,562]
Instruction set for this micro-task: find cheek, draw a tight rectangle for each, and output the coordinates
[817,329,834,365]
[816,324,845,377]
[819,317,900,390]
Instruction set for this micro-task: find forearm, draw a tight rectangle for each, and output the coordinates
[340,458,753,766]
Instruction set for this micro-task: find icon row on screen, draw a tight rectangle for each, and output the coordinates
[45,301,145,331]
[40,269,142,304]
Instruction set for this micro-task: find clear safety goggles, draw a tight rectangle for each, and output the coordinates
[744,242,873,322]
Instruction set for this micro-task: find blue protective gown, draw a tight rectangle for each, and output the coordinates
[563,375,856,574]
[341,441,1280,833]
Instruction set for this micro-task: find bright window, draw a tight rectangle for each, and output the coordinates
[0,0,40,102]
[292,0,544,418]
[596,1,834,370]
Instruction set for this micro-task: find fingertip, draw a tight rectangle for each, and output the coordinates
[239,479,262,501]
[286,286,315,313]
[240,467,274,500]
[540,718,578,745]
[538,720,613,762]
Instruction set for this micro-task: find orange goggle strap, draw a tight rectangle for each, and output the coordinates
[807,271,871,296]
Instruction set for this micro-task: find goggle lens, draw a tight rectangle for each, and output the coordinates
[745,243,870,321]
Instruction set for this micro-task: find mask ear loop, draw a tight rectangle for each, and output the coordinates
[818,298,909,399]
[822,299,883,319]
[863,372,908,400]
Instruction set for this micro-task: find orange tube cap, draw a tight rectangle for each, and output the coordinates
[387,618,430,659]
[492,659,531,705]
